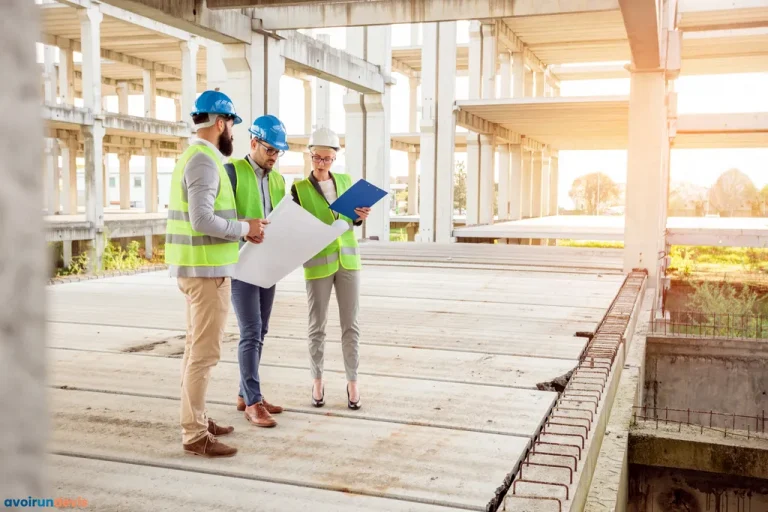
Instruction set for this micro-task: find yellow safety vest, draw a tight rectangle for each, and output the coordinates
[229,158,285,219]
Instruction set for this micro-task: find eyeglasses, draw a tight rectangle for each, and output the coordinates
[310,154,335,165]
[256,140,284,157]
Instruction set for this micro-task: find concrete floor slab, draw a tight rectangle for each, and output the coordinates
[47,323,580,388]
[49,455,460,512]
[51,389,529,510]
[49,349,557,437]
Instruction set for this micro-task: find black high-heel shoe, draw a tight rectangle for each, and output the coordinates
[311,385,325,407]
[347,384,361,410]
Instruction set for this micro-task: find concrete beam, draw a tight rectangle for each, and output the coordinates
[102,114,191,138]
[250,0,620,30]
[676,112,768,135]
[71,70,179,99]
[456,110,518,144]
[278,30,385,94]
[43,104,94,126]
[678,0,768,31]
[99,0,252,43]
[618,0,661,69]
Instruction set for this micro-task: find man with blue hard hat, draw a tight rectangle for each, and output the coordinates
[166,90,269,457]
[224,115,289,428]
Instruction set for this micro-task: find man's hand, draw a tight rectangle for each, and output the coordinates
[354,207,371,221]
[246,234,264,244]
[245,218,269,239]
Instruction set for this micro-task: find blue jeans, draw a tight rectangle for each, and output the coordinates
[231,278,276,406]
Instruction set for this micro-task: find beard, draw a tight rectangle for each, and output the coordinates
[218,129,234,157]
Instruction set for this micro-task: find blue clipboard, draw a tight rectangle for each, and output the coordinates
[328,179,388,221]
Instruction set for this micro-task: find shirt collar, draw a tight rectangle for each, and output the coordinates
[190,137,227,164]
[245,154,267,179]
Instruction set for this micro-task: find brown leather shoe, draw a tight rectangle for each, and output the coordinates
[244,402,277,428]
[236,396,246,412]
[262,398,283,414]
[183,433,237,458]
[208,418,234,436]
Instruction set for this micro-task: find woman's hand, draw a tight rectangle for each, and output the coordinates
[354,207,371,221]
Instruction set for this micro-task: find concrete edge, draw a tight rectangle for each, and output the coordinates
[48,265,168,286]
[582,288,655,511]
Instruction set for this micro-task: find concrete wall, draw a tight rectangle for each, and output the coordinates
[644,336,768,428]
[628,465,768,512]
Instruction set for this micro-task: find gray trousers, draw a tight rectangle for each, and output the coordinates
[306,267,360,381]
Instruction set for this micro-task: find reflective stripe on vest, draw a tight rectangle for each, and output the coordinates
[295,173,361,280]
[164,144,239,267]
[230,158,286,220]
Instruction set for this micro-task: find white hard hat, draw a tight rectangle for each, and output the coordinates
[308,127,340,151]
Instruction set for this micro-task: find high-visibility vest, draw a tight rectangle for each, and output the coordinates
[229,158,285,219]
[165,145,239,267]
[295,173,361,280]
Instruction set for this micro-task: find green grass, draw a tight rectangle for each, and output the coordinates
[390,227,407,242]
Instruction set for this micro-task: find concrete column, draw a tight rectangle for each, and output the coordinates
[407,151,418,215]
[500,52,512,99]
[43,45,56,104]
[540,148,550,216]
[549,152,559,216]
[512,53,525,98]
[314,35,332,129]
[409,77,419,132]
[1,1,47,499]
[417,21,457,243]
[58,47,75,106]
[180,37,199,131]
[531,151,542,217]
[624,71,667,281]
[468,22,482,99]
[411,23,420,45]
[521,150,532,218]
[481,23,497,100]
[479,134,495,224]
[251,34,284,120]
[60,136,78,214]
[103,153,109,208]
[344,27,365,187]
[524,69,533,97]
[84,121,106,270]
[117,81,129,115]
[44,137,60,215]
[145,234,153,260]
[143,69,156,118]
[144,142,158,213]
[78,5,102,113]
[303,80,312,133]
[534,71,545,97]
[509,144,522,220]
[118,152,131,210]
[63,241,73,268]
[497,144,510,220]
[213,42,254,158]
[466,135,480,225]
[364,25,392,241]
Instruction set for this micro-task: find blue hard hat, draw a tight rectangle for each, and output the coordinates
[190,90,242,125]
[248,115,289,151]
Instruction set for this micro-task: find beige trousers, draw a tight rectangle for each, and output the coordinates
[178,277,230,444]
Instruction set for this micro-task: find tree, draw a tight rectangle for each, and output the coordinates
[708,168,757,217]
[568,172,620,215]
[454,160,467,214]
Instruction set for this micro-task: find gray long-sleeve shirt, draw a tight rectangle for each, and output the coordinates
[169,138,249,278]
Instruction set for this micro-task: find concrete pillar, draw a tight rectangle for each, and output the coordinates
[84,121,106,270]
[102,153,109,208]
[521,150,532,218]
[1,1,47,499]
[411,23,420,45]
[180,37,199,131]
[78,5,102,113]
[252,34,284,120]
[509,144,522,220]
[524,68,534,97]
[44,137,60,215]
[364,25,392,241]
[344,27,365,187]
[118,151,131,210]
[62,241,73,268]
[175,98,182,122]
[531,151,542,217]
[417,21,457,243]
[466,135,480,225]
[117,81,129,115]
[303,80,312,133]
[540,148,550,217]
[143,69,156,118]
[212,41,254,158]
[624,71,667,281]
[534,71,545,97]
[500,52,512,99]
[481,23,497,100]
[144,234,153,260]
[512,53,525,98]
[497,144,510,220]
[43,45,56,104]
[407,150,418,215]
[409,77,419,132]
[58,47,75,106]
[479,134,495,224]
[60,136,78,214]
[144,142,159,213]
[549,152,559,216]
[314,35,331,129]
[468,22,482,99]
